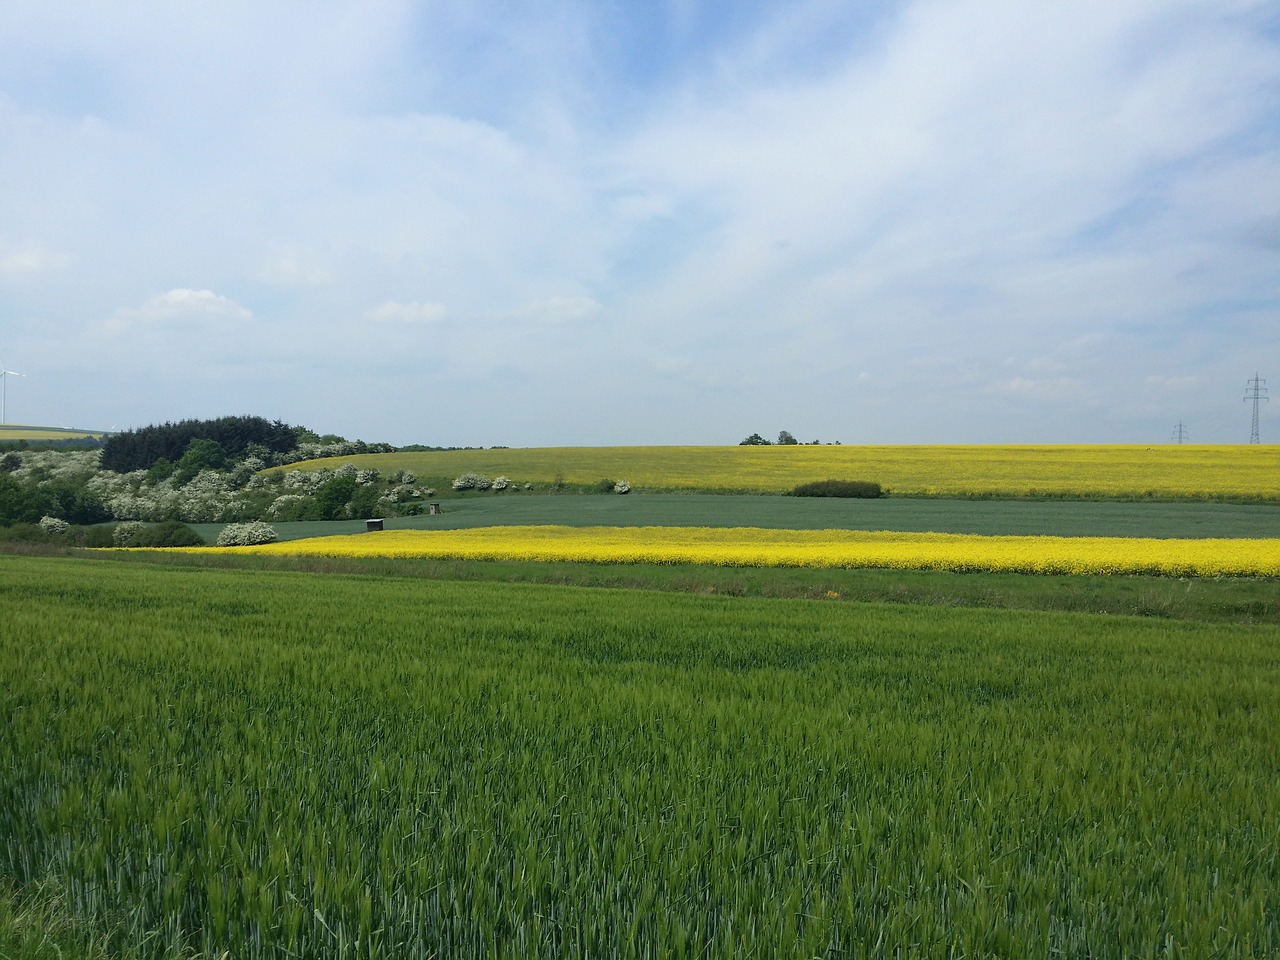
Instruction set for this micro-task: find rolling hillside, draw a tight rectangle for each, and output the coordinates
[281,444,1280,500]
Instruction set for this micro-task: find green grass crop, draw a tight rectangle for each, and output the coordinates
[2,555,1278,958]
[81,547,1280,625]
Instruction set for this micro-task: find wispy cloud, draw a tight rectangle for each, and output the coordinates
[364,300,448,325]
[0,0,1275,443]
[120,289,252,325]
[0,240,69,278]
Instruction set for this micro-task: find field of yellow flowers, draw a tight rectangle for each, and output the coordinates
[292,444,1280,499]
[199,526,1280,577]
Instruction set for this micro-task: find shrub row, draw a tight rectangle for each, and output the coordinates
[0,520,206,548]
[790,479,882,499]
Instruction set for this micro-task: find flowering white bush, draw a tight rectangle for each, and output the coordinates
[107,491,172,522]
[614,480,631,494]
[102,469,254,523]
[452,473,491,491]
[274,440,395,466]
[229,456,267,489]
[492,476,509,491]
[113,521,145,547]
[12,450,102,484]
[216,521,278,546]
[385,485,421,504]
[267,494,310,518]
[86,469,142,504]
[282,469,331,492]
[39,516,70,536]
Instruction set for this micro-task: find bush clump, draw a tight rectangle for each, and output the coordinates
[216,521,278,546]
[81,525,119,548]
[38,516,71,537]
[790,480,882,499]
[112,521,146,546]
[135,520,205,547]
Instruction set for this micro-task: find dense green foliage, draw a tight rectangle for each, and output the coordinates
[131,521,205,548]
[0,435,107,452]
[790,480,882,498]
[99,416,300,473]
[2,556,1277,958]
[0,472,109,526]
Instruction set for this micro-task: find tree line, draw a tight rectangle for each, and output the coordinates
[740,431,838,446]
[99,416,302,473]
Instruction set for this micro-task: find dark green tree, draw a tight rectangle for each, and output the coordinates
[173,439,229,485]
[0,475,53,525]
[313,475,358,520]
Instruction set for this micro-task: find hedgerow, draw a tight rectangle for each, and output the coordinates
[790,479,882,498]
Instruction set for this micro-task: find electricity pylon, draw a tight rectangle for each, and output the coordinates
[1244,373,1268,443]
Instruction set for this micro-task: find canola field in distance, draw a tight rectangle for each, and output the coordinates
[193,525,1280,577]
[289,443,1280,499]
[0,424,106,442]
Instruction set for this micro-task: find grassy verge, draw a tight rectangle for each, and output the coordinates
[0,878,144,960]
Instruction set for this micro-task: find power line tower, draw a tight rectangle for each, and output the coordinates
[1171,421,1189,444]
[1244,373,1268,443]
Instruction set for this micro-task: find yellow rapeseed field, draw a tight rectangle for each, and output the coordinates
[197,526,1280,577]
[0,426,103,441]
[289,444,1280,499]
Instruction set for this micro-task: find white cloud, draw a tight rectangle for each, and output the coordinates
[256,246,334,288]
[0,0,1275,443]
[1144,374,1201,391]
[0,240,69,278]
[514,295,603,325]
[95,289,253,340]
[990,377,1091,402]
[128,289,252,323]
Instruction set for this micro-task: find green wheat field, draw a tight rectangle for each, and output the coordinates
[2,555,1277,958]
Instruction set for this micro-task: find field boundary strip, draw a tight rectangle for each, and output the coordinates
[165,525,1280,577]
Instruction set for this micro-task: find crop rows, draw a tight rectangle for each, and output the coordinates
[3,556,1278,958]
[190,525,1280,577]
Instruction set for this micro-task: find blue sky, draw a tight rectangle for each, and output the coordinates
[1,0,1277,445]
